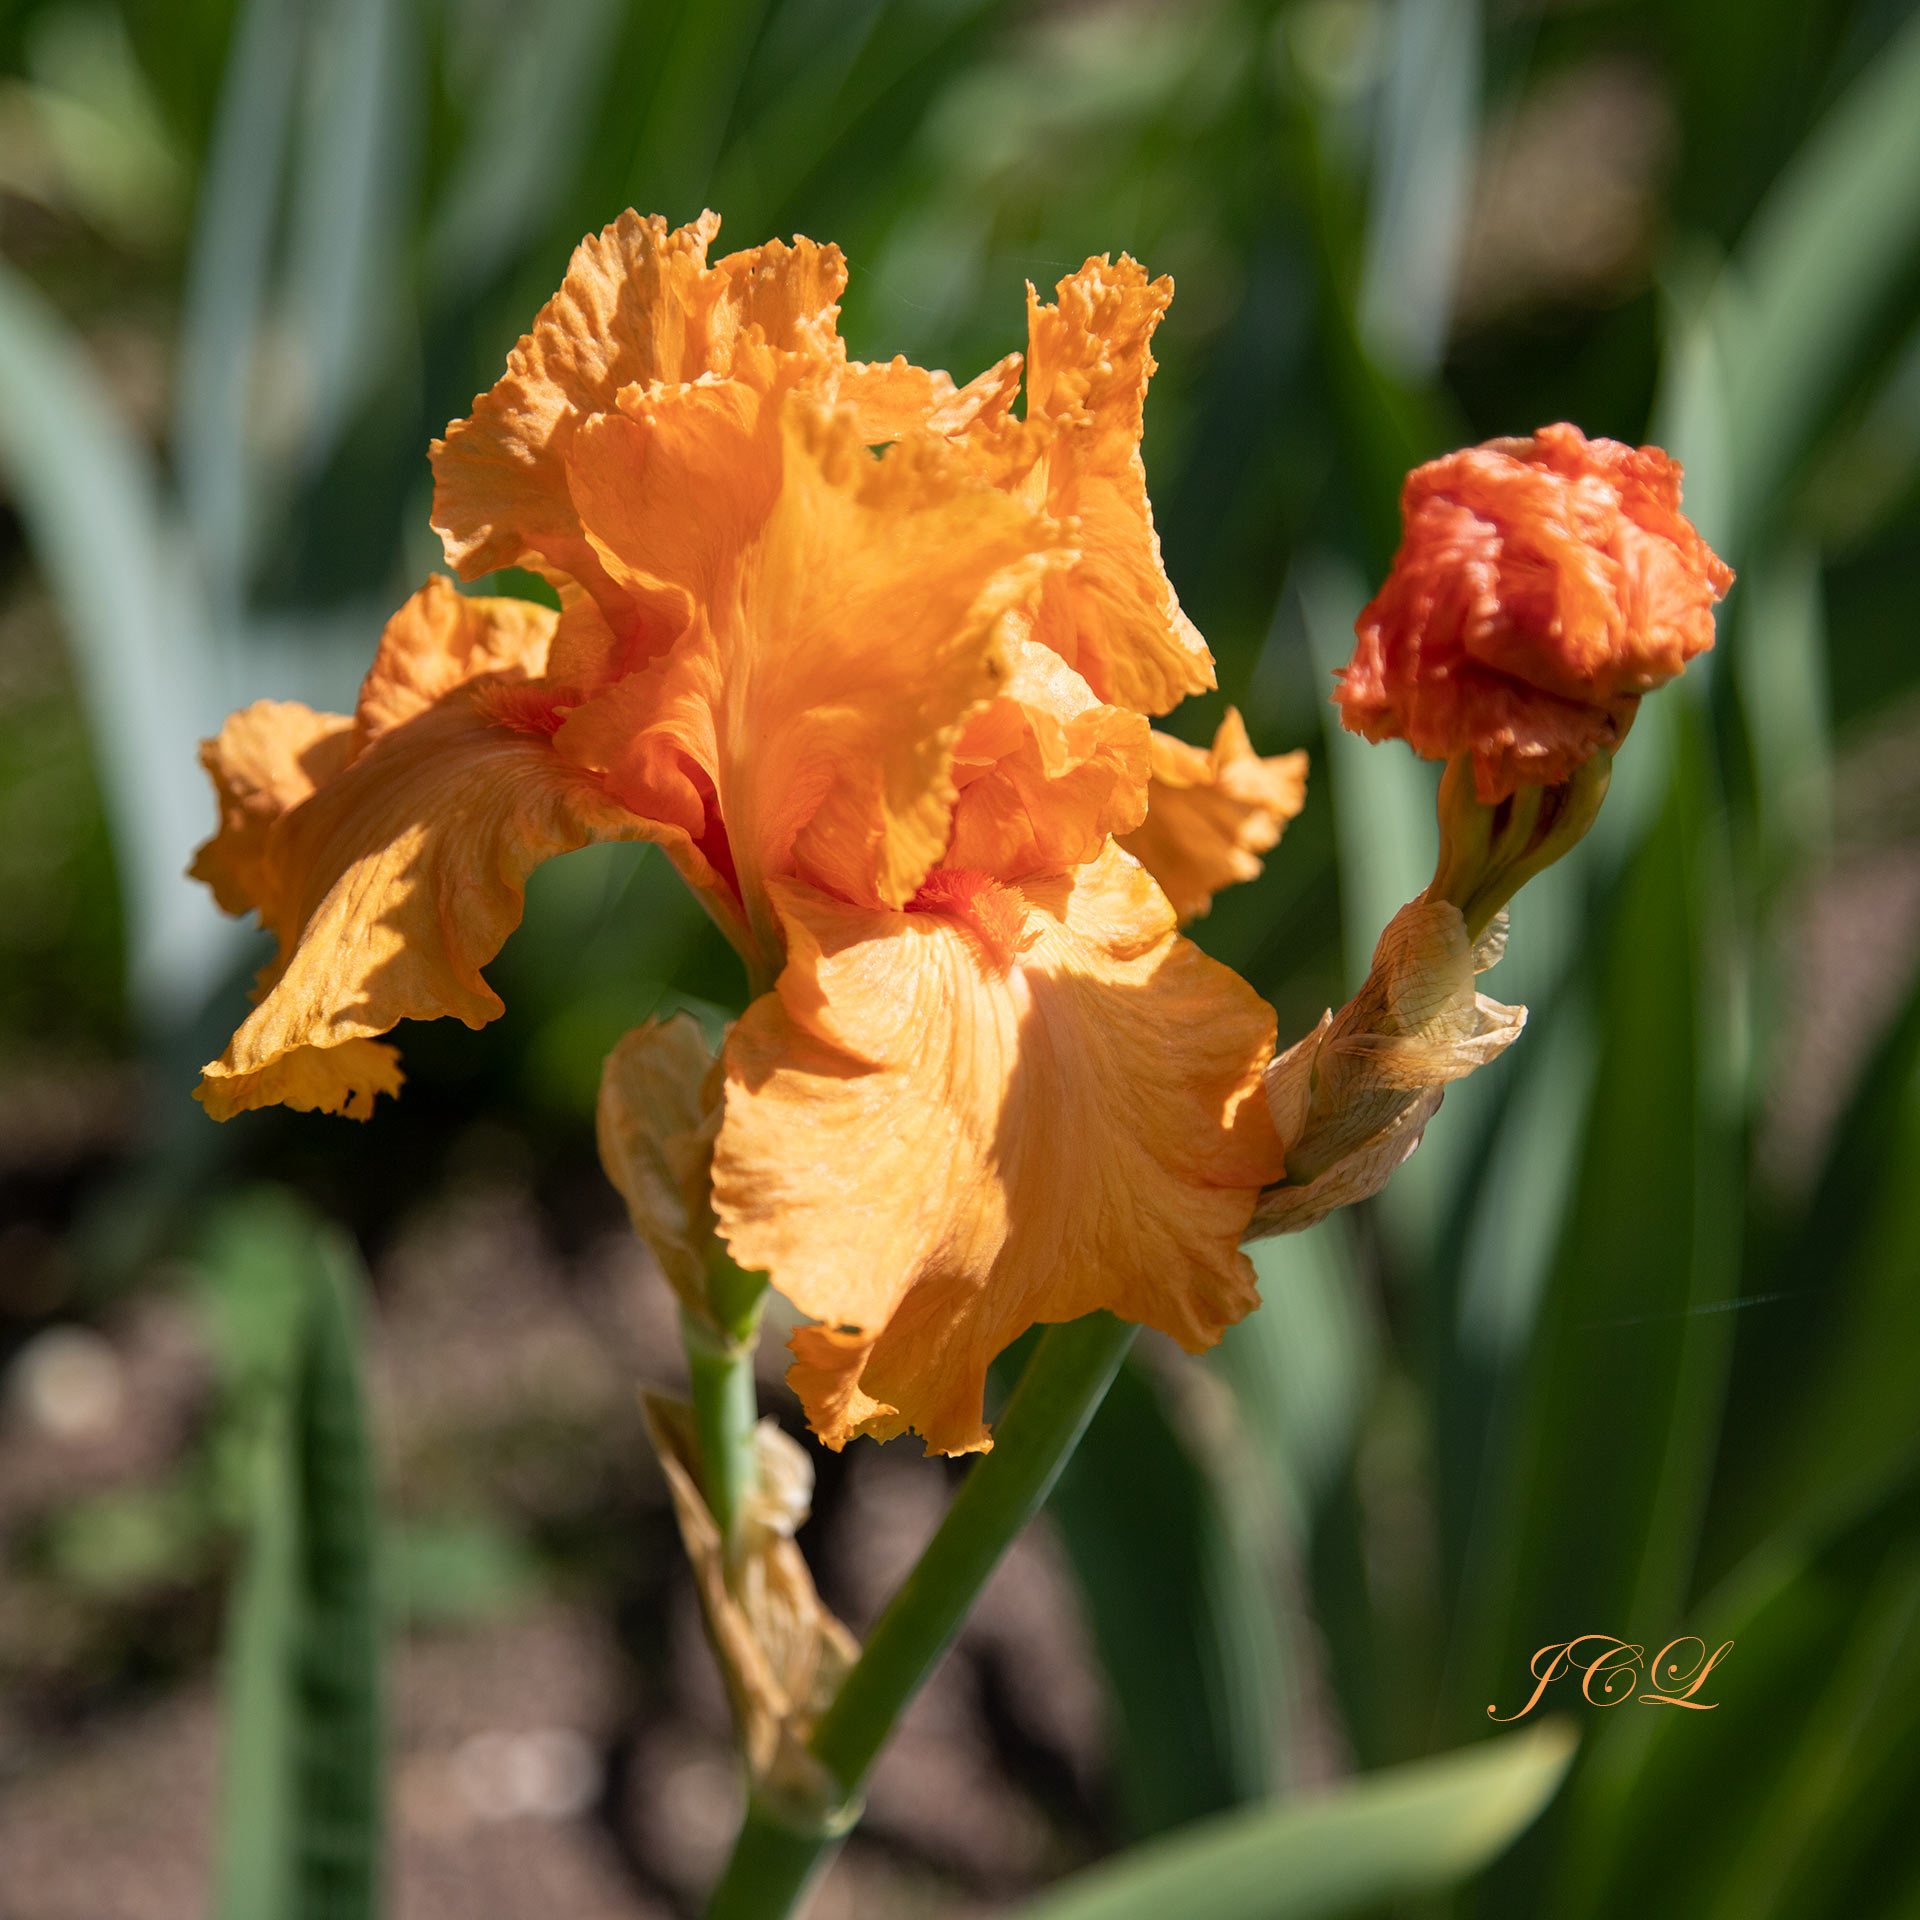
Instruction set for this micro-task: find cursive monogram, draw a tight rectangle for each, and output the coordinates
[1488,1635,1734,1721]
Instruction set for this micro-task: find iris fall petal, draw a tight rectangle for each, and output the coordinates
[715,845,1282,1456]
[193,586,665,1121]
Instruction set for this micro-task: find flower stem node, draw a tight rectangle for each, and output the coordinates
[1251,898,1524,1237]
[1424,748,1612,944]
[642,1396,860,1830]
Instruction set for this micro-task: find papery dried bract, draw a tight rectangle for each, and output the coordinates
[643,1396,857,1819]
[1251,901,1522,1236]
[596,1015,724,1318]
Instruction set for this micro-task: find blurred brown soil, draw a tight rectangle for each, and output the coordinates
[0,1179,1112,1920]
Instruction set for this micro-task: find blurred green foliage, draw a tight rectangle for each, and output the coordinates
[3,0,1920,1914]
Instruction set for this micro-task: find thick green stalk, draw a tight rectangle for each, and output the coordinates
[702,1310,1138,1920]
[703,1796,847,1920]
[812,1311,1137,1786]
[683,1309,761,1567]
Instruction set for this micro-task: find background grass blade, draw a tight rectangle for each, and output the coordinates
[1446,733,1741,1916]
[1713,951,1920,1575]
[1734,539,1833,884]
[1213,1227,1373,1555]
[1294,554,1434,996]
[201,1191,385,1920]
[1048,1355,1282,1833]
[1008,1722,1577,1920]
[1716,5,1920,558]
[212,1328,301,1920]
[1357,0,1479,381]
[0,257,228,1025]
[1559,1452,1920,1920]
[281,0,412,480]
[289,1226,384,1915]
[422,0,626,303]
[1655,5,1920,563]
[622,0,775,219]
[173,0,303,621]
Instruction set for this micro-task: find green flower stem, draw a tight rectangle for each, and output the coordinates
[682,1307,761,1572]
[703,1309,1139,1920]
[811,1311,1137,1787]
[703,1794,847,1920]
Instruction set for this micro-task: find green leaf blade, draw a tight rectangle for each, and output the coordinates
[1011,1723,1577,1920]
[203,1192,385,1920]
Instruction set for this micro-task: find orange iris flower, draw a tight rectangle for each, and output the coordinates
[191,212,1302,1454]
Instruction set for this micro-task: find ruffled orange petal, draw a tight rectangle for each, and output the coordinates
[1119,710,1308,923]
[432,212,974,694]
[705,235,964,443]
[1017,258,1215,716]
[195,693,658,1123]
[432,212,725,683]
[352,573,556,745]
[190,580,565,941]
[833,355,966,444]
[926,352,1025,435]
[714,845,1281,1456]
[188,700,356,925]
[945,638,1150,880]
[554,392,1061,960]
[204,1038,408,1122]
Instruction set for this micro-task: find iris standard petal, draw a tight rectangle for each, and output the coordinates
[945,637,1151,882]
[556,393,1063,963]
[1018,257,1215,716]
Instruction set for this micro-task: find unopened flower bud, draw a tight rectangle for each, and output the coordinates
[1335,422,1731,803]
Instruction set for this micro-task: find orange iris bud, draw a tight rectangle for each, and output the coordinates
[1335,423,1733,802]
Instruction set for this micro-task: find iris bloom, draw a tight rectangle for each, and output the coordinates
[192,213,1305,1455]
